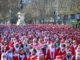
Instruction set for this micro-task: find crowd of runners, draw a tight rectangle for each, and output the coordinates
[0,24,80,60]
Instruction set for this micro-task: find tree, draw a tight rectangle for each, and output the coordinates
[0,0,20,24]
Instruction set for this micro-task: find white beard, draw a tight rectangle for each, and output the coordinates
[73,45,76,48]
[30,49,32,52]
[36,50,41,55]
[19,55,24,58]
[60,47,64,51]
[50,48,55,52]
[50,48,55,59]
[33,42,36,45]
[1,57,7,60]
[76,52,80,54]
[15,47,19,52]
[19,54,24,60]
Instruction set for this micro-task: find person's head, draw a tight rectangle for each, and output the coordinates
[60,44,65,49]
[50,43,55,48]
[76,47,80,55]
[22,40,26,44]
[73,40,77,45]
[25,38,29,44]
[60,41,65,47]
[26,40,29,44]
[1,53,7,60]
[76,53,80,60]
[44,37,48,43]
[31,48,37,55]
[16,43,19,48]
[19,48,24,55]
[1,47,5,53]
[4,41,7,45]
[7,50,13,59]
[1,41,4,45]
[66,43,70,49]
[27,44,32,49]
[69,38,72,43]
[37,45,41,50]
[38,39,42,43]
[43,44,47,48]
[66,50,72,57]
[56,39,59,43]
[26,47,29,53]
[55,55,62,60]
[65,40,69,44]
[33,38,37,43]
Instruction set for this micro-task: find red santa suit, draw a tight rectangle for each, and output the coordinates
[26,52,31,60]
[13,43,20,54]
[58,41,66,56]
[71,52,80,60]
[28,54,37,60]
[77,33,80,44]
[37,49,45,60]
[65,43,73,53]
[45,48,58,60]
[71,43,78,49]
[1,45,6,54]
[58,47,66,56]
[7,51,14,60]
[71,55,76,60]
[32,38,39,48]
[13,54,27,60]
[32,43,38,48]
[55,55,62,60]
[9,41,14,48]
[70,44,78,55]
[5,45,10,52]
[1,53,7,60]
[63,50,72,60]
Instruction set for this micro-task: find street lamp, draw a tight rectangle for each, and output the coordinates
[16,0,25,25]
[20,0,23,11]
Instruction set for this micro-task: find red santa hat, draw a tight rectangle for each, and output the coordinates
[73,40,76,43]
[65,40,69,43]
[44,36,49,40]
[37,45,41,48]
[1,53,7,57]
[25,38,28,40]
[67,50,72,54]
[68,38,72,41]
[55,55,62,60]
[50,41,54,45]
[19,41,22,45]
[30,55,37,60]
[33,38,37,42]
[78,44,80,47]
[43,43,47,45]
[77,45,80,50]
[14,42,19,47]
[19,48,24,54]
[1,53,7,60]
[34,44,39,48]
[60,40,65,45]
[76,46,80,53]
[49,43,54,48]
[77,53,80,58]
[66,43,70,47]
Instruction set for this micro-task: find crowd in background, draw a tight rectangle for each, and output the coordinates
[0,24,80,60]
